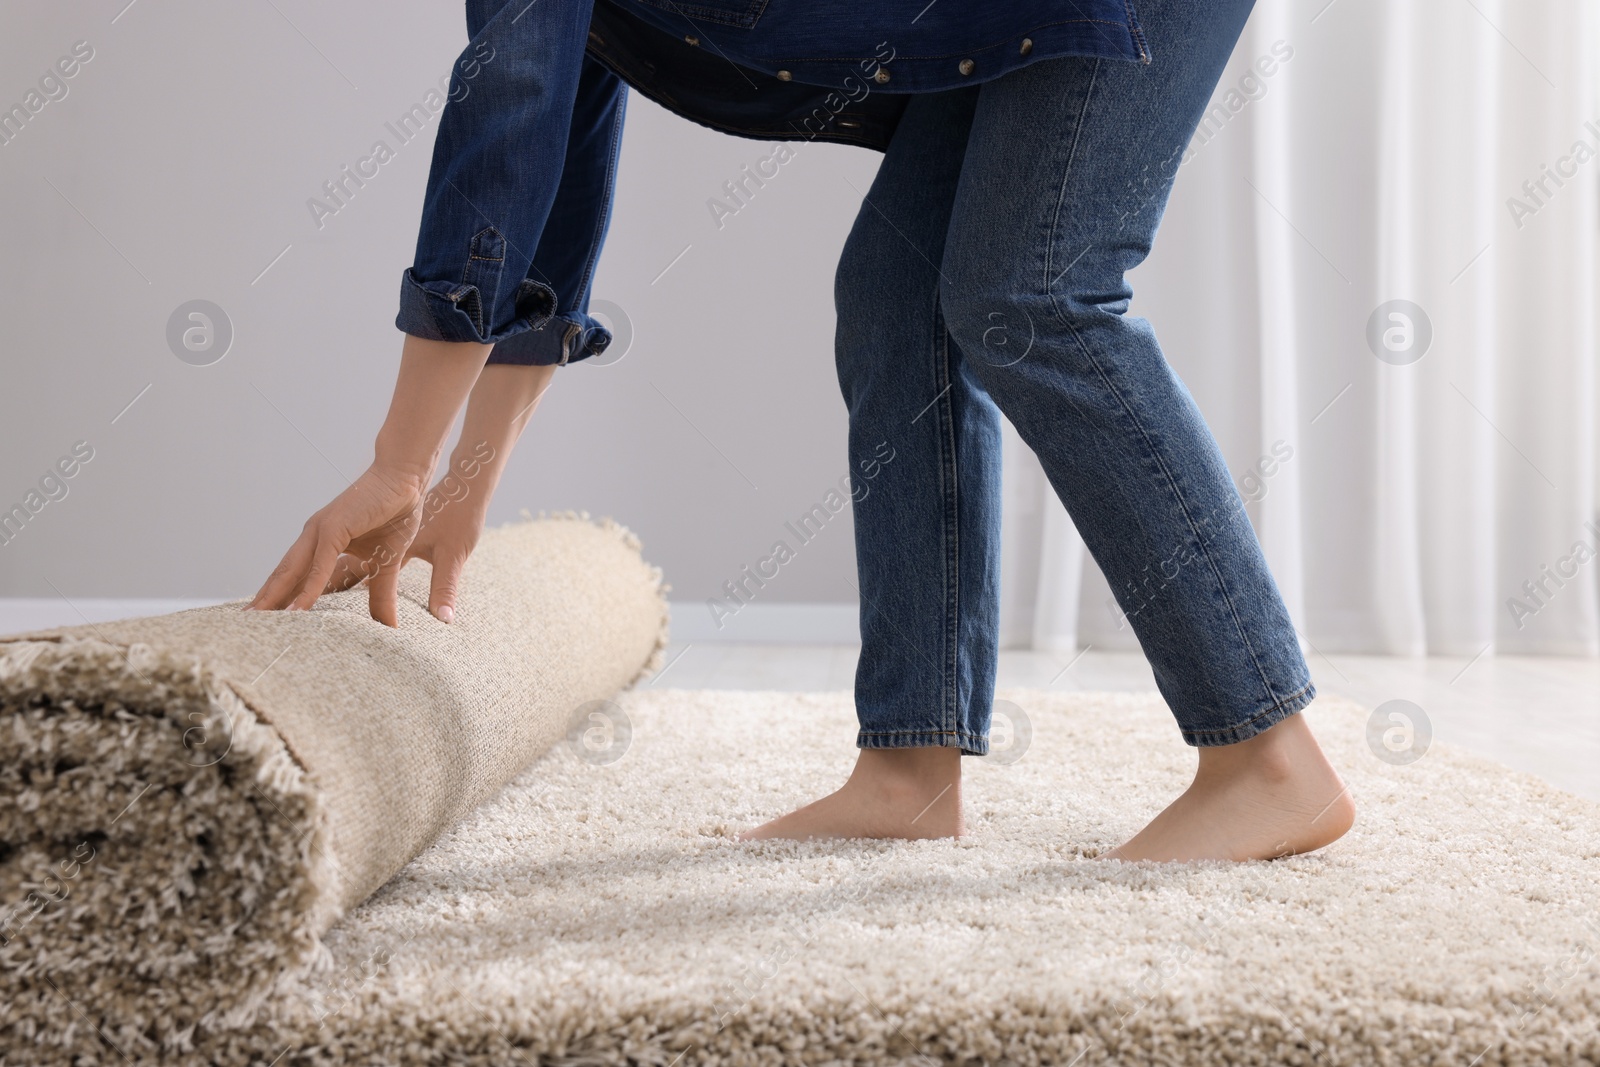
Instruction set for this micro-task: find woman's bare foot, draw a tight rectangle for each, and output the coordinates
[738,747,963,841]
[1102,710,1355,863]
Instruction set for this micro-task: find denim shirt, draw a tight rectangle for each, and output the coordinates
[396,0,1148,366]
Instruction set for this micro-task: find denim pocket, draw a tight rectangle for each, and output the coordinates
[624,0,770,29]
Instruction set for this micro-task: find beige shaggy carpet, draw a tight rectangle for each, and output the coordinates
[0,515,668,1063]
[170,688,1600,1066]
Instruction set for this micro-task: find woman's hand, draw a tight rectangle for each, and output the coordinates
[405,364,557,621]
[318,362,557,624]
[247,335,493,626]
[393,444,499,623]
[247,464,428,626]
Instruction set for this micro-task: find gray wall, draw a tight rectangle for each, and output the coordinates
[0,0,877,611]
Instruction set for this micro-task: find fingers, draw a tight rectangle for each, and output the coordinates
[428,553,464,624]
[248,528,317,610]
[323,554,368,594]
[367,552,403,628]
[288,534,344,612]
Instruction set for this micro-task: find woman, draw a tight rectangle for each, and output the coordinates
[249,0,1355,863]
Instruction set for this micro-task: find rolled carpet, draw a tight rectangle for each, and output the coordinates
[0,514,667,1061]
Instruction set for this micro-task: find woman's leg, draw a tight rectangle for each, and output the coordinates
[746,0,1354,860]
[741,86,997,841]
[937,0,1352,860]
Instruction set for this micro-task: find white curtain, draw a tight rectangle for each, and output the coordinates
[1000,0,1600,657]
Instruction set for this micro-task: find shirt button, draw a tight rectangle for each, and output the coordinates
[1020,38,1033,56]
[873,67,891,84]
[684,34,699,46]
[776,69,792,81]
[958,58,975,75]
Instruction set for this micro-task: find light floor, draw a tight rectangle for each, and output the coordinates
[648,643,1600,803]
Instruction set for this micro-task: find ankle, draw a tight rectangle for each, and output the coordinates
[855,744,960,771]
[1195,717,1306,786]
[738,745,965,842]
[850,747,961,798]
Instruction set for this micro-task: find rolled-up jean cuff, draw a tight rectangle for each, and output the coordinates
[487,314,615,367]
[394,267,558,346]
[857,727,989,757]
[1181,680,1316,748]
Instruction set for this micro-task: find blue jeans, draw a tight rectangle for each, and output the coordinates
[400,0,1146,368]
[836,0,1314,754]
[398,0,631,368]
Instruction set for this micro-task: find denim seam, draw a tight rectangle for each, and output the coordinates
[462,289,484,338]
[520,279,559,333]
[858,727,987,755]
[1182,678,1316,747]
[586,40,889,147]
[1121,0,1152,64]
[858,728,979,738]
[933,297,961,743]
[573,87,629,328]
[1040,60,1283,716]
[460,226,507,339]
[764,20,1142,65]
[1041,61,1098,311]
[629,0,771,30]
[417,280,448,339]
[1068,368,1281,715]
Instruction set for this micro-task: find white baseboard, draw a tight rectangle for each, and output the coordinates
[0,597,860,645]
[668,601,858,643]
